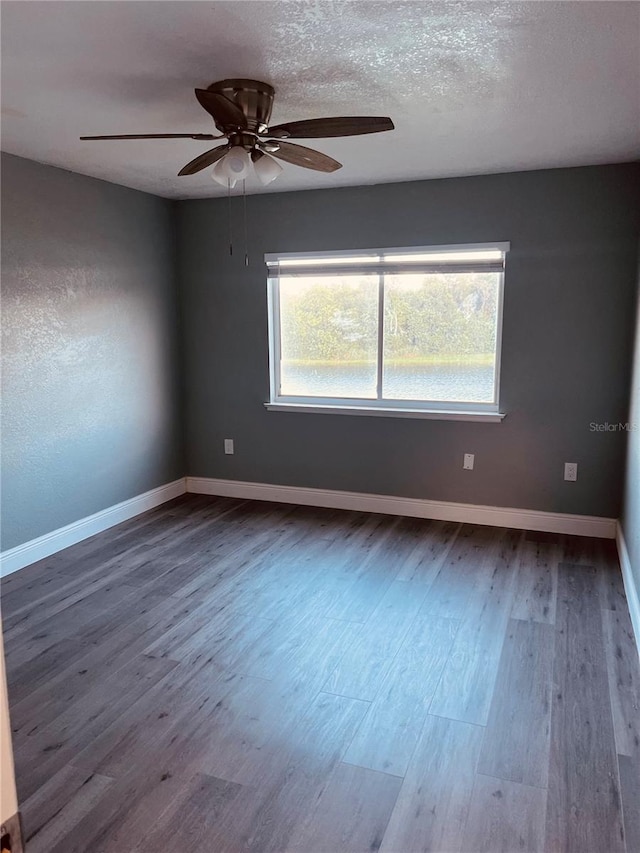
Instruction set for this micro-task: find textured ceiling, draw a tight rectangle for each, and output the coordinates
[1,1,639,199]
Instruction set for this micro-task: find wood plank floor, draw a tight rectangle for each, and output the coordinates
[2,494,639,853]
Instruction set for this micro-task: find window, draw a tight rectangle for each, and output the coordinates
[266,243,508,421]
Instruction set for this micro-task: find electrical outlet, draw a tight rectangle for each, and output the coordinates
[224,438,234,455]
[463,453,475,470]
[564,462,577,482]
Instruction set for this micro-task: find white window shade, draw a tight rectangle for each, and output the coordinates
[265,244,508,277]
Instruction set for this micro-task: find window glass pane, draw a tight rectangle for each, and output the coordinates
[382,273,499,403]
[279,275,379,399]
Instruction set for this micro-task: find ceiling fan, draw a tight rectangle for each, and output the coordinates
[80,78,395,186]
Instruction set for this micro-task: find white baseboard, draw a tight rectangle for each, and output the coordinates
[0,479,186,577]
[1,475,619,579]
[186,477,617,539]
[616,522,640,659]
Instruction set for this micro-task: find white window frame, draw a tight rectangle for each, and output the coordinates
[265,242,508,422]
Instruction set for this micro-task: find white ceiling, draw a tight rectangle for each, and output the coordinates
[1,1,639,199]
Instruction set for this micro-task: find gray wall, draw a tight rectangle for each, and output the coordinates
[3,156,637,552]
[622,252,640,586]
[177,163,640,519]
[1,153,183,550]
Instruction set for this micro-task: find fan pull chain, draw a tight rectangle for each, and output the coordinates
[243,179,249,267]
[228,179,233,256]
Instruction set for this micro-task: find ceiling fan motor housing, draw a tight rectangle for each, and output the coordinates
[228,131,264,152]
[206,79,275,133]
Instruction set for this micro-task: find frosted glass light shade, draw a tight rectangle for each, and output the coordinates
[223,146,251,180]
[254,152,283,185]
[211,157,239,188]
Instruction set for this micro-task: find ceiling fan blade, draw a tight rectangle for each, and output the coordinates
[265,116,394,139]
[194,89,247,131]
[265,141,342,173]
[178,144,229,176]
[80,133,221,141]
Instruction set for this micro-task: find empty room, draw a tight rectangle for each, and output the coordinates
[1,1,639,851]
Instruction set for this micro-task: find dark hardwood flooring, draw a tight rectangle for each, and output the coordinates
[1,494,639,852]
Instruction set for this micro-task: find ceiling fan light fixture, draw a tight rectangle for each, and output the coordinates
[254,152,283,185]
[211,156,234,187]
[222,146,251,180]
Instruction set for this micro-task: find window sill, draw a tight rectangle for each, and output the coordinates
[264,402,506,422]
